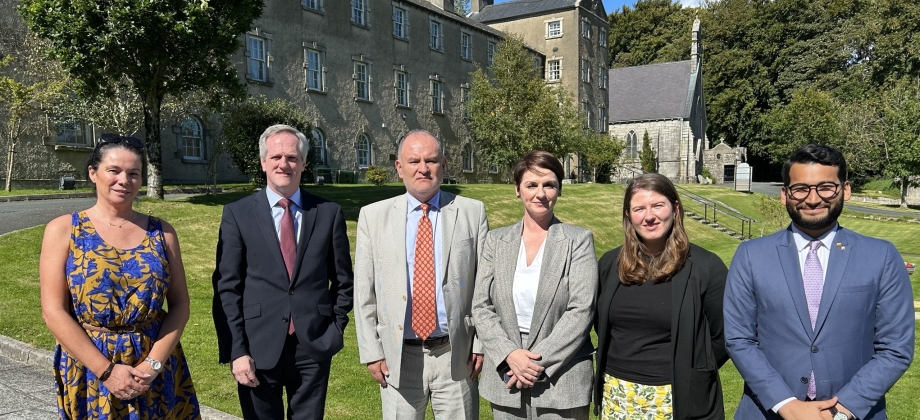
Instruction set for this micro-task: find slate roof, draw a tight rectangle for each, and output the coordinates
[608,61,694,122]
[405,0,507,38]
[470,0,578,23]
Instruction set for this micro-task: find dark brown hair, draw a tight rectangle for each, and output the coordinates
[512,150,564,191]
[617,173,689,285]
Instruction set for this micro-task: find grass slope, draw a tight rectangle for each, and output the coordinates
[1,183,916,419]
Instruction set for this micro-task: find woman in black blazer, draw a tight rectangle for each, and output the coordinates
[593,174,729,419]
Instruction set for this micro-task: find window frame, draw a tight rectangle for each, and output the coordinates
[583,102,591,129]
[180,117,206,161]
[462,143,473,172]
[352,0,368,26]
[581,20,591,39]
[460,30,473,61]
[392,4,408,40]
[55,118,91,146]
[598,64,607,89]
[305,47,325,92]
[547,59,561,82]
[356,134,371,168]
[395,69,410,108]
[354,60,370,101]
[312,128,326,165]
[581,59,591,82]
[460,84,470,119]
[600,28,608,47]
[247,35,267,83]
[302,0,324,13]
[598,106,607,132]
[429,17,443,52]
[430,77,444,114]
[487,40,497,66]
[546,19,562,39]
[626,131,639,159]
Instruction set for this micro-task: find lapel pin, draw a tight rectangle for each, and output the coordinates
[836,242,845,251]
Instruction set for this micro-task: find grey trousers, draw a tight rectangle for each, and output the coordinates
[490,387,589,420]
[380,340,478,420]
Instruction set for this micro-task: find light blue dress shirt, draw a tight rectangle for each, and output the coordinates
[265,187,302,244]
[404,191,448,339]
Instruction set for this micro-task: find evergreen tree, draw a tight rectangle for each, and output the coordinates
[639,130,657,173]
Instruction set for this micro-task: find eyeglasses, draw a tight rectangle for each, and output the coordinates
[97,133,145,149]
[785,182,841,200]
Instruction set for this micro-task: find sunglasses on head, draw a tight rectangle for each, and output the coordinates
[97,133,145,149]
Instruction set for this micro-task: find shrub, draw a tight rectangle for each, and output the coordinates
[221,95,315,187]
[365,166,389,186]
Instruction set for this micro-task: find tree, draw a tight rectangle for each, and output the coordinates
[762,88,842,164]
[468,36,585,173]
[876,78,920,207]
[639,130,657,173]
[20,0,263,199]
[580,132,624,183]
[221,96,314,187]
[607,0,694,68]
[454,0,471,15]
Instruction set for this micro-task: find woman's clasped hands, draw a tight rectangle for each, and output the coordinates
[103,364,151,400]
[503,349,543,389]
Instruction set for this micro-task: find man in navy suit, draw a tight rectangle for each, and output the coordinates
[724,144,914,420]
[212,124,353,419]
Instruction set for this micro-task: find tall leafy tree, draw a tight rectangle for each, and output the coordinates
[580,132,624,183]
[20,0,263,199]
[468,36,585,173]
[607,0,694,68]
[876,78,920,207]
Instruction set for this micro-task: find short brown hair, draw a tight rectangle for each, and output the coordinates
[512,151,564,190]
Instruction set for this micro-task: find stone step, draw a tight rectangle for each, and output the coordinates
[716,227,728,232]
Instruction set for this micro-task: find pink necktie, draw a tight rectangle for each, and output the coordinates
[803,240,824,399]
[278,198,296,335]
[411,203,436,341]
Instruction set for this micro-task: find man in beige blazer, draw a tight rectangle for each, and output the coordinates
[355,129,488,419]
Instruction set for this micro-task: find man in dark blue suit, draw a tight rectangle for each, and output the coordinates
[212,124,353,419]
[724,144,914,420]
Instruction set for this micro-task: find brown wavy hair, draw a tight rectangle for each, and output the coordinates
[617,174,689,285]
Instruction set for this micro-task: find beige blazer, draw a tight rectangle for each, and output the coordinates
[472,219,597,409]
[354,191,488,387]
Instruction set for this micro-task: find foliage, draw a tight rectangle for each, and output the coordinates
[762,88,842,163]
[701,166,713,180]
[19,0,263,199]
[364,166,388,186]
[876,78,920,207]
[468,36,585,173]
[607,0,694,68]
[580,133,624,183]
[639,130,657,173]
[757,194,787,236]
[454,0,470,15]
[221,96,314,188]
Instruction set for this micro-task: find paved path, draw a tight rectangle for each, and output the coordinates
[0,336,240,419]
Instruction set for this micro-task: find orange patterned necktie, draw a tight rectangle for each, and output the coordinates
[412,203,436,341]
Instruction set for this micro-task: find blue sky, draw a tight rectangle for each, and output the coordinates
[492,0,703,14]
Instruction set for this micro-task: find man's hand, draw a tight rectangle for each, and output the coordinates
[504,349,543,387]
[777,397,838,420]
[468,353,483,378]
[231,355,260,387]
[367,359,389,387]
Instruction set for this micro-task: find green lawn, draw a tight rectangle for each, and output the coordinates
[1,183,917,419]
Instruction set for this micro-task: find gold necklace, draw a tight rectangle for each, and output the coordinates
[92,208,133,228]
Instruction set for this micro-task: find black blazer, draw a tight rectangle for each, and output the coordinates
[212,188,354,367]
[593,243,729,419]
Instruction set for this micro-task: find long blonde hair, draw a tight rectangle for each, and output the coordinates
[617,174,689,285]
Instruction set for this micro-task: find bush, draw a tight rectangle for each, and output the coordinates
[365,166,389,186]
[221,96,315,187]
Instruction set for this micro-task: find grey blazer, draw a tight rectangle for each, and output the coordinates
[354,190,488,388]
[472,218,597,409]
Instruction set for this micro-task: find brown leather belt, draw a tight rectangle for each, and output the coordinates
[404,335,450,347]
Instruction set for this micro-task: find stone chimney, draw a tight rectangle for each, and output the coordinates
[430,0,454,12]
[471,0,494,13]
[690,18,701,73]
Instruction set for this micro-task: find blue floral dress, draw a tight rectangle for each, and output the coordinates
[54,211,200,419]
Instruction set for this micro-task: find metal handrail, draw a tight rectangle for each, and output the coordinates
[676,185,759,239]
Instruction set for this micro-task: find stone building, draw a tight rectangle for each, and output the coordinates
[607,18,706,183]
[2,0,608,187]
[701,140,747,184]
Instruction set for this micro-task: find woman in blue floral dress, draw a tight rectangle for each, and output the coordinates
[39,134,200,419]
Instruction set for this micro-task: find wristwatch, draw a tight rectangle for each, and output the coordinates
[829,406,852,420]
[144,357,164,374]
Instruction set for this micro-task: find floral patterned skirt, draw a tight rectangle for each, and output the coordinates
[600,374,672,420]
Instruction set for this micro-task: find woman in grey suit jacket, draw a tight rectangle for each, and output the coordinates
[593,173,728,420]
[472,151,597,420]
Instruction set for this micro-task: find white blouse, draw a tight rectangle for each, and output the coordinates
[512,237,547,334]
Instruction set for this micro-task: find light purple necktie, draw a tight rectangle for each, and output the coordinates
[803,239,824,399]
